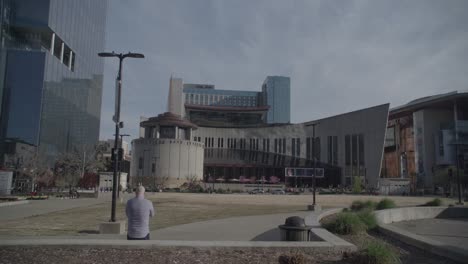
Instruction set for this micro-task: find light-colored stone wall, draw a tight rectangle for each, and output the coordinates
[131,138,204,188]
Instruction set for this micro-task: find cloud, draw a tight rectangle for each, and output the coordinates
[100,0,468,141]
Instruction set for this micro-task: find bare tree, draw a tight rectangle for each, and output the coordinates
[15,152,51,192]
[54,144,105,190]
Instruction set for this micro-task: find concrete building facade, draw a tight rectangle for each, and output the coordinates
[381,91,468,194]
[133,76,390,190]
[131,112,204,188]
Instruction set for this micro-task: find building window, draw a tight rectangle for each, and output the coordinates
[151,163,155,173]
[296,138,300,156]
[138,157,144,169]
[283,138,286,154]
[267,138,270,152]
[358,134,365,166]
[333,136,338,165]
[306,137,311,159]
[314,137,320,161]
[438,131,444,156]
[345,135,351,166]
[292,138,296,157]
[274,138,278,153]
[352,134,358,167]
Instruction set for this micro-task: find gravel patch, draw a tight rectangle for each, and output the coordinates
[0,246,349,264]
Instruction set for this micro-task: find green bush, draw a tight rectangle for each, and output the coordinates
[422,198,442,206]
[376,198,396,210]
[351,200,377,211]
[324,212,367,235]
[364,241,400,264]
[357,210,378,230]
[352,177,363,193]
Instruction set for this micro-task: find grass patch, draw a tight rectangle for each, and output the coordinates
[422,198,442,206]
[356,210,377,230]
[376,198,396,210]
[351,200,377,211]
[344,240,400,264]
[323,212,367,235]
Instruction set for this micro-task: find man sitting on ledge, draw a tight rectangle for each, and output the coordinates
[126,185,155,240]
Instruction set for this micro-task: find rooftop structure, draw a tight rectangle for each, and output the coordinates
[167,76,291,127]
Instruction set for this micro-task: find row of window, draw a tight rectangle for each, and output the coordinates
[345,134,365,177]
[185,93,257,107]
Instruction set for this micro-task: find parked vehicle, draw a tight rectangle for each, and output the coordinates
[249,189,265,194]
[271,189,285,195]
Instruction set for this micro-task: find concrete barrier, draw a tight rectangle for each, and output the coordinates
[374,206,468,225]
[375,206,468,263]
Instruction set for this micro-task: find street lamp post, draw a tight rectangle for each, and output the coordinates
[306,122,320,211]
[312,123,317,206]
[114,133,130,198]
[98,52,144,222]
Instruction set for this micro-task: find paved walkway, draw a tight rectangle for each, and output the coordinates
[390,218,468,252]
[0,211,320,242]
[151,211,318,241]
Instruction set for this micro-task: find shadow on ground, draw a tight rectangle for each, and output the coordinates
[78,230,99,234]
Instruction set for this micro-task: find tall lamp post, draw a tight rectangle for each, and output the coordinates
[306,122,320,211]
[114,133,130,198]
[98,52,144,222]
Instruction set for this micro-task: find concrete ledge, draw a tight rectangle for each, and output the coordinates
[378,223,468,263]
[375,206,468,263]
[374,206,468,225]
[0,200,29,207]
[303,208,356,252]
[0,238,355,253]
[99,221,126,234]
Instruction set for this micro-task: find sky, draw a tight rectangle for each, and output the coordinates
[99,0,468,141]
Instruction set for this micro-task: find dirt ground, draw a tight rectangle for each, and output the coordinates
[0,193,447,236]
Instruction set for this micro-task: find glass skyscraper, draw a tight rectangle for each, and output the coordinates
[262,76,291,124]
[0,0,108,164]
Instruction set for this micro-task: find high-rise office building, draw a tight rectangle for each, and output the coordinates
[262,76,291,124]
[167,76,291,127]
[0,0,108,165]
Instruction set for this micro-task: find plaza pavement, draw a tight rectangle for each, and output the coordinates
[151,211,315,241]
[390,218,468,252]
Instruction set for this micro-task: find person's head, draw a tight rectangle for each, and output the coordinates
[135,185,145,197]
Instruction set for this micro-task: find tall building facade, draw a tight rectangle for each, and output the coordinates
[167,76,291,128]
[0,0,108,165]
[262,76,291,124]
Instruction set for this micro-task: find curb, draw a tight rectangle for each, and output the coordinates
[0,238,355,253]
[375,206,468,264]
[0,201,29,207]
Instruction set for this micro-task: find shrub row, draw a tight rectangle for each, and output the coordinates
[350,198,396,212]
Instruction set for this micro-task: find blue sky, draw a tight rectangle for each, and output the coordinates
[99,0,468,141]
